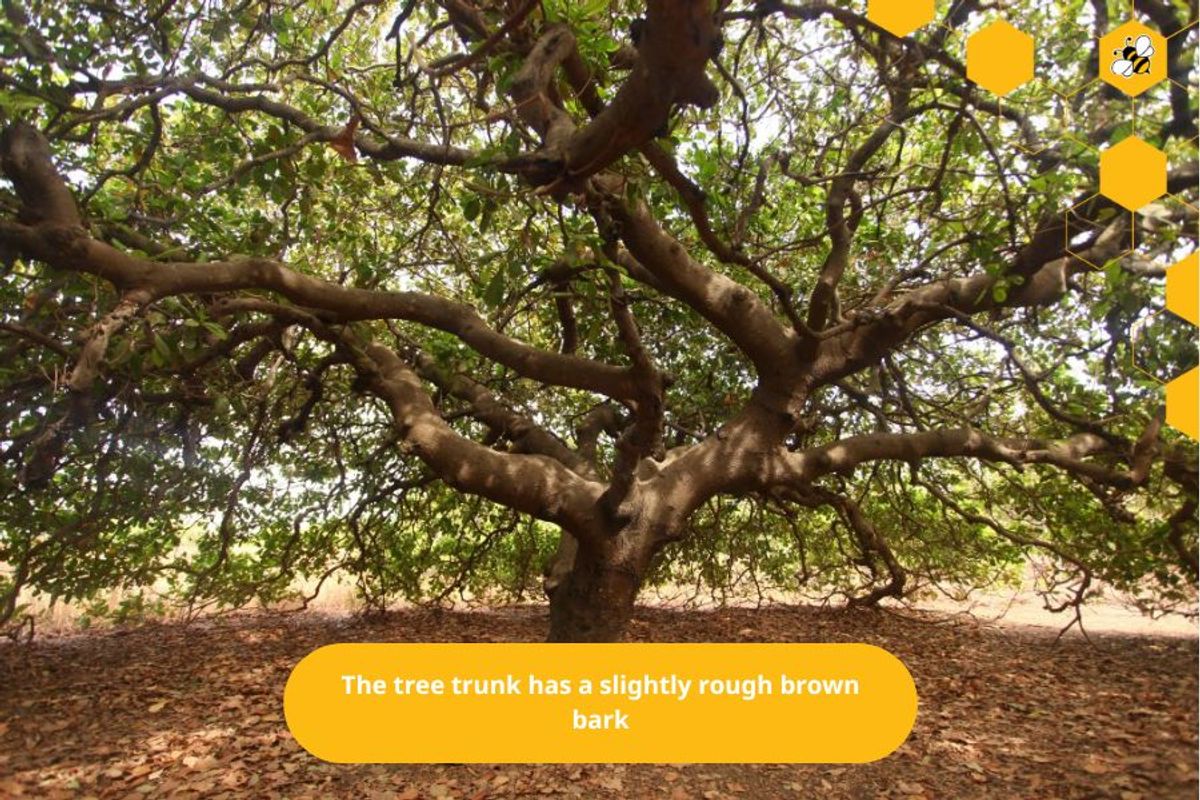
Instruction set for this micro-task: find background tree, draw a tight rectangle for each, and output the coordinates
[0,0,1195,642]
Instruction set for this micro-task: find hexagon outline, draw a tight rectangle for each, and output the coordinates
[1063,194,1134,272]
[1128,307,1168,385]
[981,98,1054,157]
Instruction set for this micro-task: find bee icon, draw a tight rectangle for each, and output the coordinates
[1111,35,1155,78]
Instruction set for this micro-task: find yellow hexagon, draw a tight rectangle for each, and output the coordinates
[1099,136,1167,212]
[1100,21,1167,97]
[1166,253,1199,326]
[967,20,1035,97]
[1166,367,1198,440]
[867,0,934,39]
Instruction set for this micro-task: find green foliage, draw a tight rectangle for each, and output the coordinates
[0,0,1195,626]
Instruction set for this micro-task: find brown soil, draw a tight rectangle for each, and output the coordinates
[0,605,1196,799]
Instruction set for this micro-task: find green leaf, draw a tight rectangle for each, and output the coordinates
[462,194,482,222]
[152,334,172,363]
[482,270,506,307]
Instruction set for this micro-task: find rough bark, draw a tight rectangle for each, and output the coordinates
[2,0,1196,639]
[546,531,654,643]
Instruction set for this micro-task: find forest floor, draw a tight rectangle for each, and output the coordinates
[0,604,1196,800]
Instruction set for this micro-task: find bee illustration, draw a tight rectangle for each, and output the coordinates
[1111,35,1155,78]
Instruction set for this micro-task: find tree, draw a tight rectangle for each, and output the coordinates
[0,0,1195,642]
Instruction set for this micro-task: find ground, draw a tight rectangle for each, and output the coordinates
[0,604,1196,799]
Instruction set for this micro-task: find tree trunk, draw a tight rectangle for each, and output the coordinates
[546,537,649,642]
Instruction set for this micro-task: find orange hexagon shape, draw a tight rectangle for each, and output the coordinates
[1166,253,1198,326]
[967,20,1035,97]
[867,0,934,38]
[1100,21,1167,97]
[1099,136,1167,212]
[1166,367,1198,440]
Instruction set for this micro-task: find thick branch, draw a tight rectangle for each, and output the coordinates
[596,186,795,380]
[353,339,603,532]
[4,220,639,400]
[776,427,1150,490]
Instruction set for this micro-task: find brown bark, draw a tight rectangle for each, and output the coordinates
[502,0,721,191]
[546,531,654,643]
[3,0,1197,637]
[554,0,720,187]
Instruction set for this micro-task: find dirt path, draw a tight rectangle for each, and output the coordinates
[1,605,1196,799]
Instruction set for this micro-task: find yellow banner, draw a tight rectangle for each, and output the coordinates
[284,643,917,763]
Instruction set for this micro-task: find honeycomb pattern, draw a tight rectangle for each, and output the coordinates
[951,12,1187,435]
